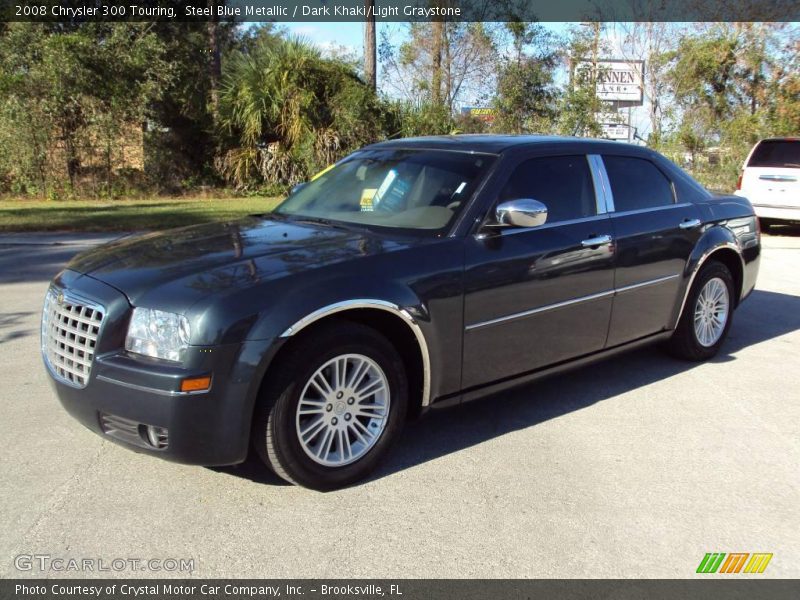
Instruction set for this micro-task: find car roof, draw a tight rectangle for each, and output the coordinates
[364,134,648,155]
[756,137,799,143]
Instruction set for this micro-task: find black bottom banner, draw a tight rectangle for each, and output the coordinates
[4,580,800,600]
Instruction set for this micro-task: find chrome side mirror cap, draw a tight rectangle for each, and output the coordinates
[495,199,548,228]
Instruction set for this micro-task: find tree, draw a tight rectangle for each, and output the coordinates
[364,0,377,90]
[557,23,609,137]
[770,32,800,135]
[668,31,738,122]
[217,36,387,188]
[145,20,239,190]
[207,1,222,127]
[0,23,170,195]
[493,22,559,134]
[661,23,799,189]
[615,22,676,145]
[379,22,498,113]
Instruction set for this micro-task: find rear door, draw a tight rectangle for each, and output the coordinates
[601,154,703,347]
[740,139,800,210]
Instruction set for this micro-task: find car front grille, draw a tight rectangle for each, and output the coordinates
[42,288,105,388]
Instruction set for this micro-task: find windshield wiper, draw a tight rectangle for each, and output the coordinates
[284,214,365,233]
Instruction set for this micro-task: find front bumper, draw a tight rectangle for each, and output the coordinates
[44,270,278,466]
[50,344,260,466]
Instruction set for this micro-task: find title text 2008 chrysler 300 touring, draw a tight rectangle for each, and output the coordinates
[42,136,760,490]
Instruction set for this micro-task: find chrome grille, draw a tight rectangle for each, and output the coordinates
[42,288,104,388]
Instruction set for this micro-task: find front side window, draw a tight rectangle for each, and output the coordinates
[276,149,495,235]
[603,156,675,212]
[497,155,597,223]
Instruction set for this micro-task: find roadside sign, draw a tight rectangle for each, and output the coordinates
[601,123,631,140]
[596,110,631,140]
[575,60,645,105]
[461,107,497,123]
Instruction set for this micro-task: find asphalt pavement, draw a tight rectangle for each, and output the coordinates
[0,227,798,578]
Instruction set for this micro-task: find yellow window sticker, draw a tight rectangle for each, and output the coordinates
[360,188,377,212]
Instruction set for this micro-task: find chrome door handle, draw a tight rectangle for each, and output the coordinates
[581,234,613,248]
[679,218,702,230]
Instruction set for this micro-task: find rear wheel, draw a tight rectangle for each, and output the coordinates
[252,321,408,490]
[667,261,735,361]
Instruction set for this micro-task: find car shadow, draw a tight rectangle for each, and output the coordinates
[0,244,101,285]
[374,288,799,482]
[211,452,293,486]
[213,288,800,489]
[0,311,35,344]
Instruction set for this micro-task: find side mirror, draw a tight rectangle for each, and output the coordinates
[494,199,548,228]
[290,182,307,195]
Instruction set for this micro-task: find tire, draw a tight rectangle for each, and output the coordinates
[252,321,408,490]
[667,261,735,361]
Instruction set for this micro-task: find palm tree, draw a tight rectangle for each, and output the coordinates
[219,37,322,150]
[217,36,387,188]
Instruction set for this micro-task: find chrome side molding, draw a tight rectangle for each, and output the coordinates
[465,289,616,331]
[466,273,682,331]
[615,273,679,294]
[280,299,432,407]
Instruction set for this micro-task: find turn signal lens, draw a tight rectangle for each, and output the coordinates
[736,172,743,190]
[180,376,211,393]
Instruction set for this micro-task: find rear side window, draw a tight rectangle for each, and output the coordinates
[603,156,675,212]
[747,140,799,168]
[498,155,596,223]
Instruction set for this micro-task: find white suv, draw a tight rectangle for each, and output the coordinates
[735,138,799,231]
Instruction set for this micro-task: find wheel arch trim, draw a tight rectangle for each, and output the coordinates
[674,234,745,329]
[279,299,432,407]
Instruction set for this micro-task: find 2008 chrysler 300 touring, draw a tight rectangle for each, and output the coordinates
[42,136,760,490]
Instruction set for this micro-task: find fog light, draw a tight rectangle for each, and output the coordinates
[145,425,169,449]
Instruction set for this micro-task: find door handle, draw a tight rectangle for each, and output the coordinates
[581,234,613,248]
[679,218,702,230]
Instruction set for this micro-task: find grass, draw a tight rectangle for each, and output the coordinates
[0,196,284,232]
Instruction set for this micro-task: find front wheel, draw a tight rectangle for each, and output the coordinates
[252,321,408,490]
[667,261,735,361]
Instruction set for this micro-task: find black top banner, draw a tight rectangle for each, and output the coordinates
[1,0,798,22]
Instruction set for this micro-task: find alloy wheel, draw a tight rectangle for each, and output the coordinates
[295,353,390,467]
[693,277,730,347]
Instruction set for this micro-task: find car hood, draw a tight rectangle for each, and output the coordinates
[66,215,420,308]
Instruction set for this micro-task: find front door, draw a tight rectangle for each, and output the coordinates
[462,154,615,389]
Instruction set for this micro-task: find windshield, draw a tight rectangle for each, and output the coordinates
[276,149,495,235]
[748,140,799,168]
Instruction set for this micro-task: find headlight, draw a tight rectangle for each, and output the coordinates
[125,308,190,362]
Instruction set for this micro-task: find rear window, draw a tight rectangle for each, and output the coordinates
[747,140,800,168]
